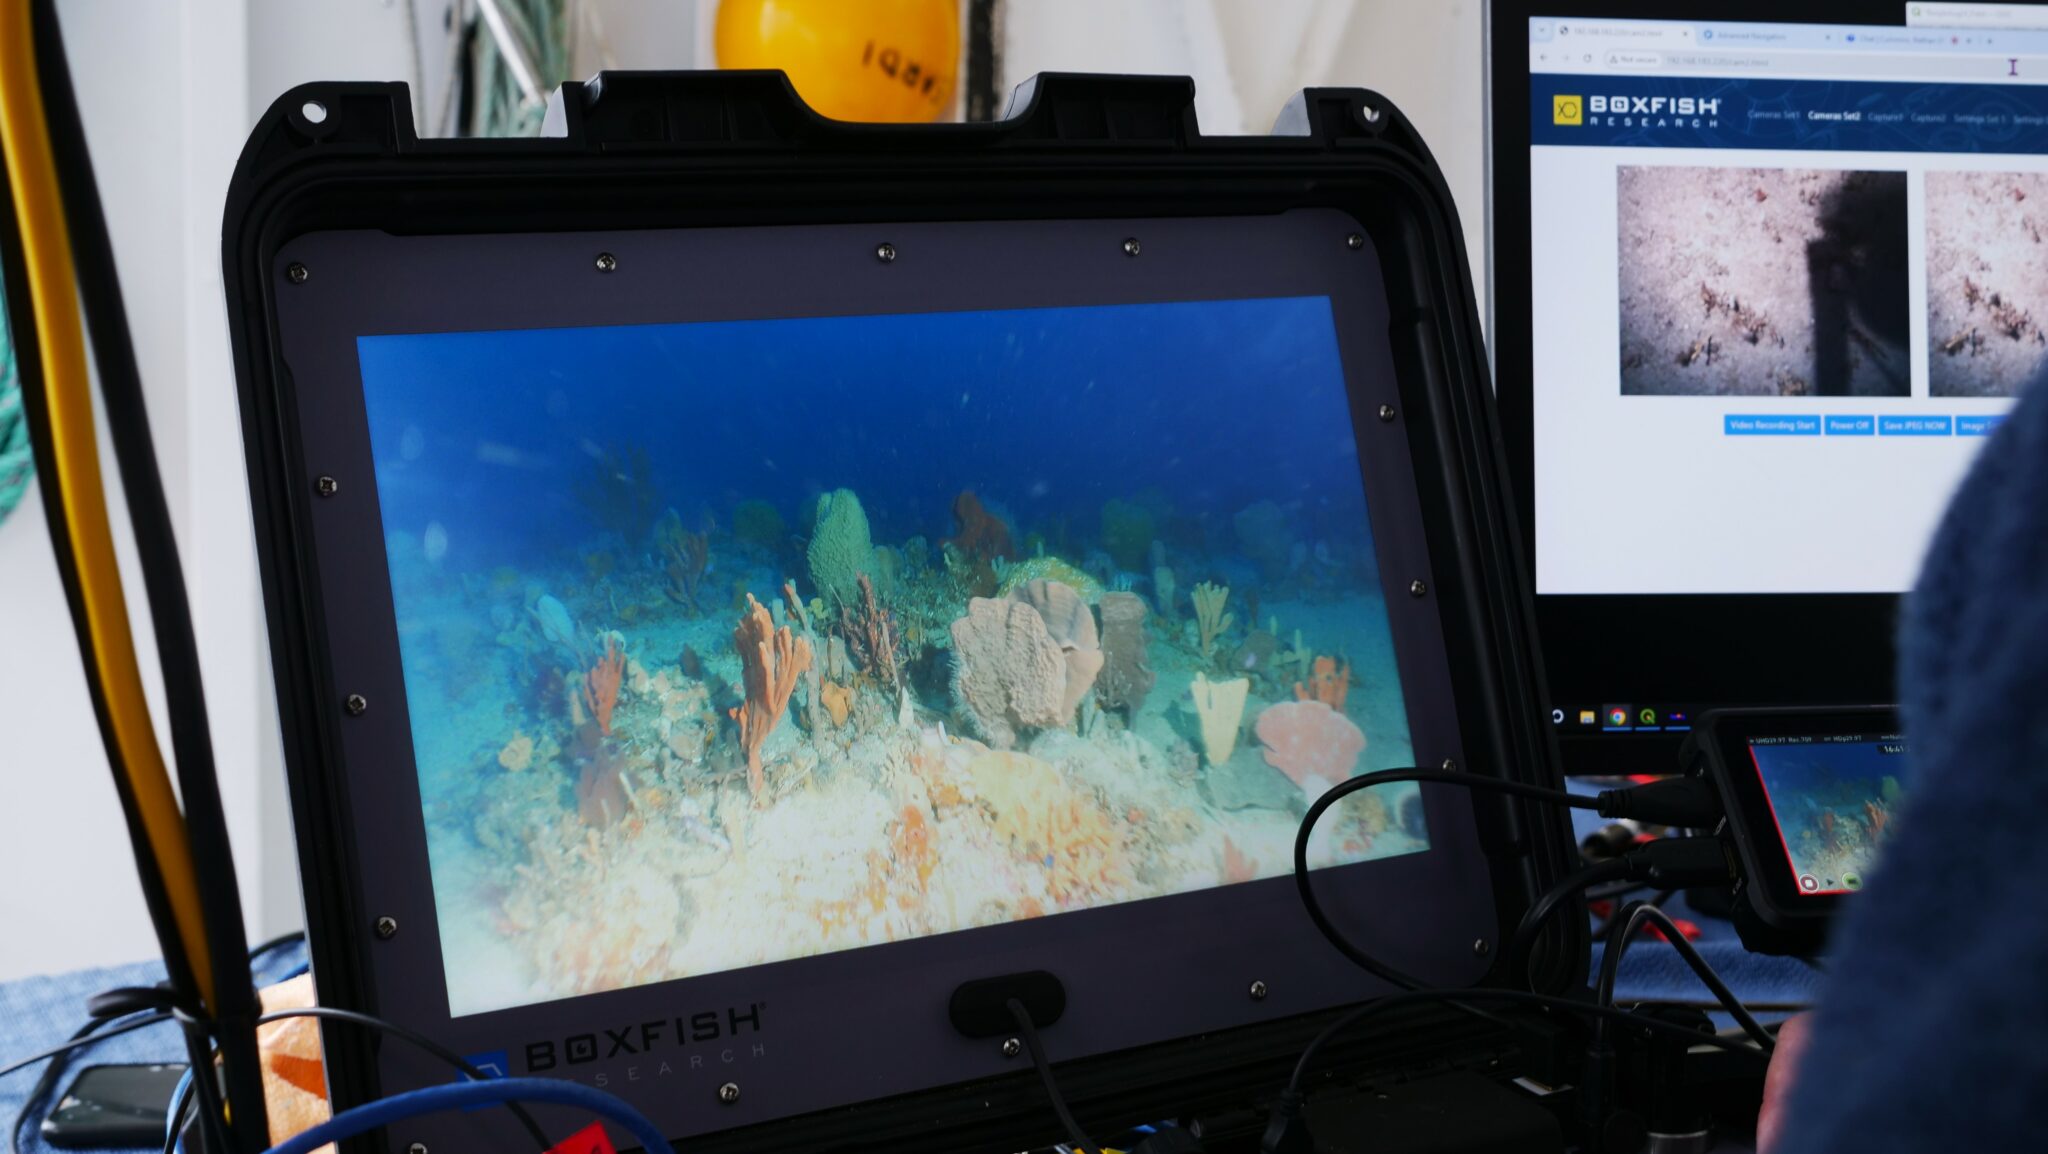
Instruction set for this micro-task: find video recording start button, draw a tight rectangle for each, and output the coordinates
[1725,414,1820,436]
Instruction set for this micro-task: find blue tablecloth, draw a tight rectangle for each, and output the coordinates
[0,944,307,1154]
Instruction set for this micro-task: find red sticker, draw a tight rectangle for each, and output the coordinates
[546,1121,618,1154]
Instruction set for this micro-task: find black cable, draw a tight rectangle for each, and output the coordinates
[1007,998,1097,1154]
[10,1019,100,1154]
[165,1091,191,1154]
[1266,984,1770,1152]
[1514,838,1737,987]
[266,1008,552,1151]
[1281,985,1767,1102]
[1588,886,1675,941]
[1294,767,1600,992]
[26,7,270,1151]
[0,1013,175,1081]
[175,1017,232,1154]
[248,930,308,964]
[1595,902,1776,1051]
[1511,858,1638,984]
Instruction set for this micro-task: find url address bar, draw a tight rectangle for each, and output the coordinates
[1537,48,2038,81]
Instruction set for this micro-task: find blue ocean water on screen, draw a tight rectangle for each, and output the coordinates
[354,295,1424,1016]
[358,297,1374,567]
[1751,740,1906,894]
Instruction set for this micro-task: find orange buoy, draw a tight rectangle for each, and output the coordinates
[715,0,960,123]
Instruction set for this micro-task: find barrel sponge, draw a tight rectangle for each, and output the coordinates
[1095,591,1155,715]
[949,597,1068,749]
[1007,578,1104,719]
[807,488,877,605]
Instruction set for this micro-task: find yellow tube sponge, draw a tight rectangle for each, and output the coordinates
[1190,673,1250,767]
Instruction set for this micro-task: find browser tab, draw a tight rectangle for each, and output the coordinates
[1908,3,2048,30]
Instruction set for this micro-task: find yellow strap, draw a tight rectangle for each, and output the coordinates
[0,0,214,1009]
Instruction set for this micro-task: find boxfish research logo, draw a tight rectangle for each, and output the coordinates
[1553,93,1722,128]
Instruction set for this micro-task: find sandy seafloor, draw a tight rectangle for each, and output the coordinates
[391,551,1424,1017]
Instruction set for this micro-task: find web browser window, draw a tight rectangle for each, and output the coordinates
[1527,15,2043,594]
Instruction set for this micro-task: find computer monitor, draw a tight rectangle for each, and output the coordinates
[1487,1,2040,773]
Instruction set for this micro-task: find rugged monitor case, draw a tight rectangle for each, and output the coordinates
[222,72,1584,1153]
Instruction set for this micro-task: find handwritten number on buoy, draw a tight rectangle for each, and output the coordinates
[863,40,944,101]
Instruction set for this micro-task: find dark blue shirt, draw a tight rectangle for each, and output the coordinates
[1778,387,2048,1151]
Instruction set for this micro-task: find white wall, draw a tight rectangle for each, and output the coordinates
[999,0,1487,308]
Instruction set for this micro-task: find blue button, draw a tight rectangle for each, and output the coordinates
[1878,415,1952,436]
[1725,414,1821,436]
[1956,414,2006,436]
[1825,414,1874,435]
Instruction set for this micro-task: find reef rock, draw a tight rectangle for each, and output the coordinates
[733,498,786,553]
[949,597,1069,749]
[1094,591,1155,717]
[995,555,1105,603]
[497,732,535,772]
[1234,500,1295,578]
[527,593,578,658]
[807,488,878,606]
[1199,742,1301,814]
[1007,579,1104,718]
[1099,498,1156,571]
[949,490,1014,562]
[1230,629,1280,678]
[965,750,1129,906]
[1256,700,1366,801]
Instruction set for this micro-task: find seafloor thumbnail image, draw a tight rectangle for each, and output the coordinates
[359,297,1428,1016]
[1926,171,2048,398]
[1618,166,1910,397]
[1751,742,1904,895]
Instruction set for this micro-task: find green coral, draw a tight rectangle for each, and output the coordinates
[995,555,1105,603]
[733,499,786,552]
[1099,498,1156,571]
[806,488,877,605]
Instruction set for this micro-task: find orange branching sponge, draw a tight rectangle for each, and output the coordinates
[584,635,625,736]
[1295,655,1350,710]
[891,804,937,891]
[730,593,814,798]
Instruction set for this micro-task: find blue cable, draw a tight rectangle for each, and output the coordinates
[262,1076,673,1154]
[164,1065,194,1153]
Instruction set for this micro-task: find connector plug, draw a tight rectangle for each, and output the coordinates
[1619,836,1734,887]
[1596,776,1723,828]
[1259,1090,1313,1154]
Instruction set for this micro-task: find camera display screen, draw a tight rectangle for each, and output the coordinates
[355,295,1428,1016]
[1747,734,1906,897]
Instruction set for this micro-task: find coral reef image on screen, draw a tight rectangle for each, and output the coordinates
[356,297,1424,1016]
[1750,740,1905,897]
[1926,171,2048,398]
[1617,167,1910,397]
